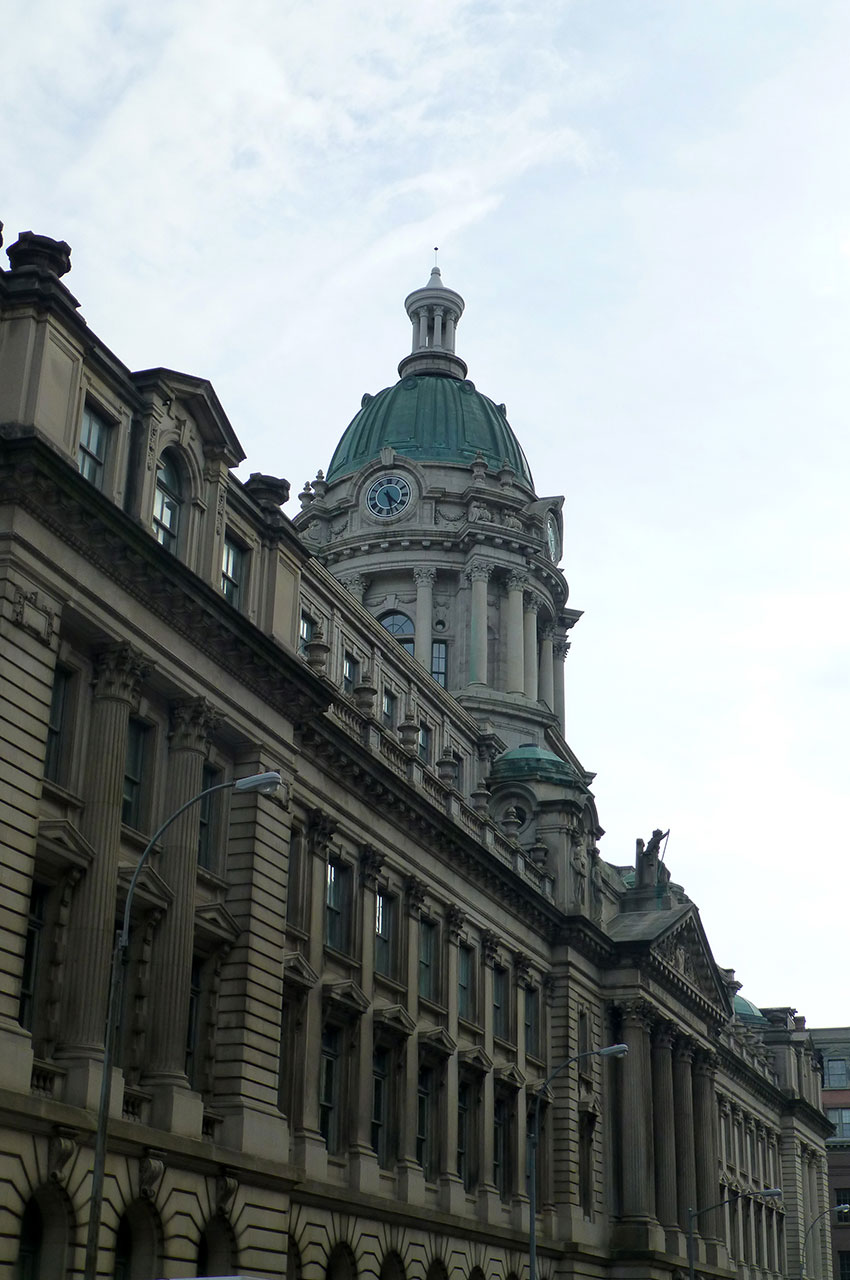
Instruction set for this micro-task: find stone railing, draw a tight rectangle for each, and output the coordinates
[31,1059,66,1100]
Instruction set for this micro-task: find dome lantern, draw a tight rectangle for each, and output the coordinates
[398,265,468,381]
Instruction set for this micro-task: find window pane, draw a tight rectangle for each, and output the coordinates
[122,719,149,829]
[375,891,395,977]
[418,722,432,764]
[458,945,474,1022]
[197,764,220,870]
[382,689,397,727]
[78,405,110,488]
[419,920,438,1000]
[343,651,360,695]
[493,966,509,1040]
[826,1059,849,1088]
[221,537,244,606]
[380,611,414,636]
[320,1026,341,1152]
[326,861,351,952]
[525,987,539,1057]
[431,640,447,687]
[44,665,71,784]
[153,453,182,550]
[18,884,48,1030]
[299,612,314,654]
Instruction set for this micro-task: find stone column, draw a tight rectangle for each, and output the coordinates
[523,597,540,700]
[693,1052,721,1242]
[60,644,149,1096]
[145,698,218,1131]
[553,637,570,735]
[465,560,491,686]
[620,1002,655,1220]
[538,624,555,710]
[652,1023,679,1230]
[673,1041,698,1233]
[478,929,499,1218]
[414,568,436,668]
[398,876,426,1203]
[505,573,526,694]
[350,846,383,1192]
[433,306,444,347]
[441,906,465,1213]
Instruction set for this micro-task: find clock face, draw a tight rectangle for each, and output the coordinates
[546,513,560,561]
[366,475,412,519]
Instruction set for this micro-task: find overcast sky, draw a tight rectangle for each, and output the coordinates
[4,0,849,1026]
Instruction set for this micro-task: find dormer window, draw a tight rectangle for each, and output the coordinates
[153,450,183,551]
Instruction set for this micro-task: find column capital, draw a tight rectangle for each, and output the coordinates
[620,998,654,1030]
[413,567,437,588]
[506,570,528,594]
[524,593,544,614]
[481,929,500,966]
[169,697,220,753]
[446,905,466,941]
[693,1048,719,1078]
[359,843,385,889]
[307,807,338,856]
[464,558,492,583]
[553,637,572,663]
[404,874,427,917]
[674,1037,696,1064]
[513,950,532,985]
[652,1020,678,1050]
[342,573,369,601]
[92,641,151,704]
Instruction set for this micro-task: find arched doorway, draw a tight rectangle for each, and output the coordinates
[425,1259,448,1280]
[16,1184,72,1280]
[380,1252,406,1280]
[113,1199,162,1280]
[326,1241,357,1280]
[197,1213,237,1276]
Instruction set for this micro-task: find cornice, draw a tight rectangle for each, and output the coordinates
[0,433,331,726]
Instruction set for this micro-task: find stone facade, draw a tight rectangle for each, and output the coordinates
[0,228,832,1279]
[810,1028,850,1280]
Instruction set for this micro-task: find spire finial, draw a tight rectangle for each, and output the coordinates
[434,246,439,268]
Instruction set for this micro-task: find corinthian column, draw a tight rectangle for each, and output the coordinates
[60,643,149,1065]
[414,568,436,667]
[465,560,491,686]
[553,637,570,735]
[652,1022,678,1229]
[673,1041,698,1232]
[693,1052,721,1241]
[523,596,540,700]
[146,699,219,1097]
[620,1002,655,1219]
[505,572,526,694]
[538,624,555,710]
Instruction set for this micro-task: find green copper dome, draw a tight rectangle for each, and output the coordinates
[326,375,535,487]
[489,743,579,785]
[734,994,769,1025]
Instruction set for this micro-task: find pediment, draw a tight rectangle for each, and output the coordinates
[117,861,173,913]
[283,952,319,990]
[420,1026,457,1059]
[458,1045,493,1075]
[374,1003,415,1038]
[608,903,731,1018]
[131,367,245,468]
[322,979,369,1019]
[495,1062,526,1090]
[194,900,241,945]
[36,819,95,874]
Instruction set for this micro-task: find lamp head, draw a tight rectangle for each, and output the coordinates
[234,771,282,795]
[762,1188,782,1198]
[836,1204,850,1213]
[598,1043,629,1058]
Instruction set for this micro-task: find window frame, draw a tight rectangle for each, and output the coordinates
[374,889,397,979]
[493,964,510,1041]
[524,985,540,1059]
[319,1024,343,1154]
[152,449,184,553]
[221,532,247,608]
[18,882,49,1031]
[299,611,315,655]
[458,943,476,1023]
[382,688,398,728]
[325,858,353,954]
[418,721,432,765]
[122,716,150,831]
[343,650,360,696]
[418,918,440,1003]
[431,639,448,687]
[826,1058,850,1089]
[77,402,112,490]
[44,664,73,786]
[197,762,222,872]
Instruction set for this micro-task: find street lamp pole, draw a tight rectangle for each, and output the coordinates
[801,1203,850,1280]
[527,1043,628,1280]
[688,1187,782,1280]
[83,770,281,1280]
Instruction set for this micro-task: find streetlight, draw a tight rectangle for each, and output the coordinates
[801,1202,850,1279]
[688,1187,782,1280]
[527,1043,628,1280]
[83,770,282,1280]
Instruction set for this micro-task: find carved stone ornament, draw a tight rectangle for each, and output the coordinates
[12,587,57,646]
[169,697,220,753]
[553,638,571,663]
[304,623,331,674]
[48,1127,78,1183]
[359,843,385,888]
[464,558,492,584]
[139,1150,166,1200]
[413,567,437,588]
[216,1169,239,1215]
[446,905,466,940]
[307,808,338,856]
[92,642,151,706]
[404,875,427,916]
[507,571,528,594]
[542,972,557,1006]
[514,951,532,985]
[481,929,500,966]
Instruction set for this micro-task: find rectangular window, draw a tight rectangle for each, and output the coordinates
[325,860,352,953]
[525,986,540,1058]
[372,1048,390,1167]
[458,944,475,1022]
[493,965,509,1040]
[197,763,221,871]
[828,1108,850,1137]
[457,1080,472,1190]
[578,1111,596,1217]
[221,535,245,607]
[122,718,149,829]
[431,640,447,687]
[343,651,360,695]
[184,957,203,1085]
[44,664,72,785]
[319,1026,341,1153]
[299,611,315,655]
[418,721,432,764]
[826,1059,850,1088]
[837,1191,850,1223]
[417,1066,436,1177]
[839,1254,850,1280]
[493,1095,510,1200]
[77,403,110,488]
[375,890,396,978]
[286,827,305,927]
[382,689,397,727]
[419,919,439,1001]
[18,883,48,1031]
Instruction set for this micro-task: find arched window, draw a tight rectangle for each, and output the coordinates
[326,1242,357,1280]
[425,1261,448,1280]
[380,1252,406,1280]
[16,1186,71,1280]
[379,611,415,656]
[152,450,183,552]
[16,1198,42,1280]
[113,1201,161,1280]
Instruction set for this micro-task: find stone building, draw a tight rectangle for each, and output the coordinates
[0,227,832,1279]
[810,1028,850,1280]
